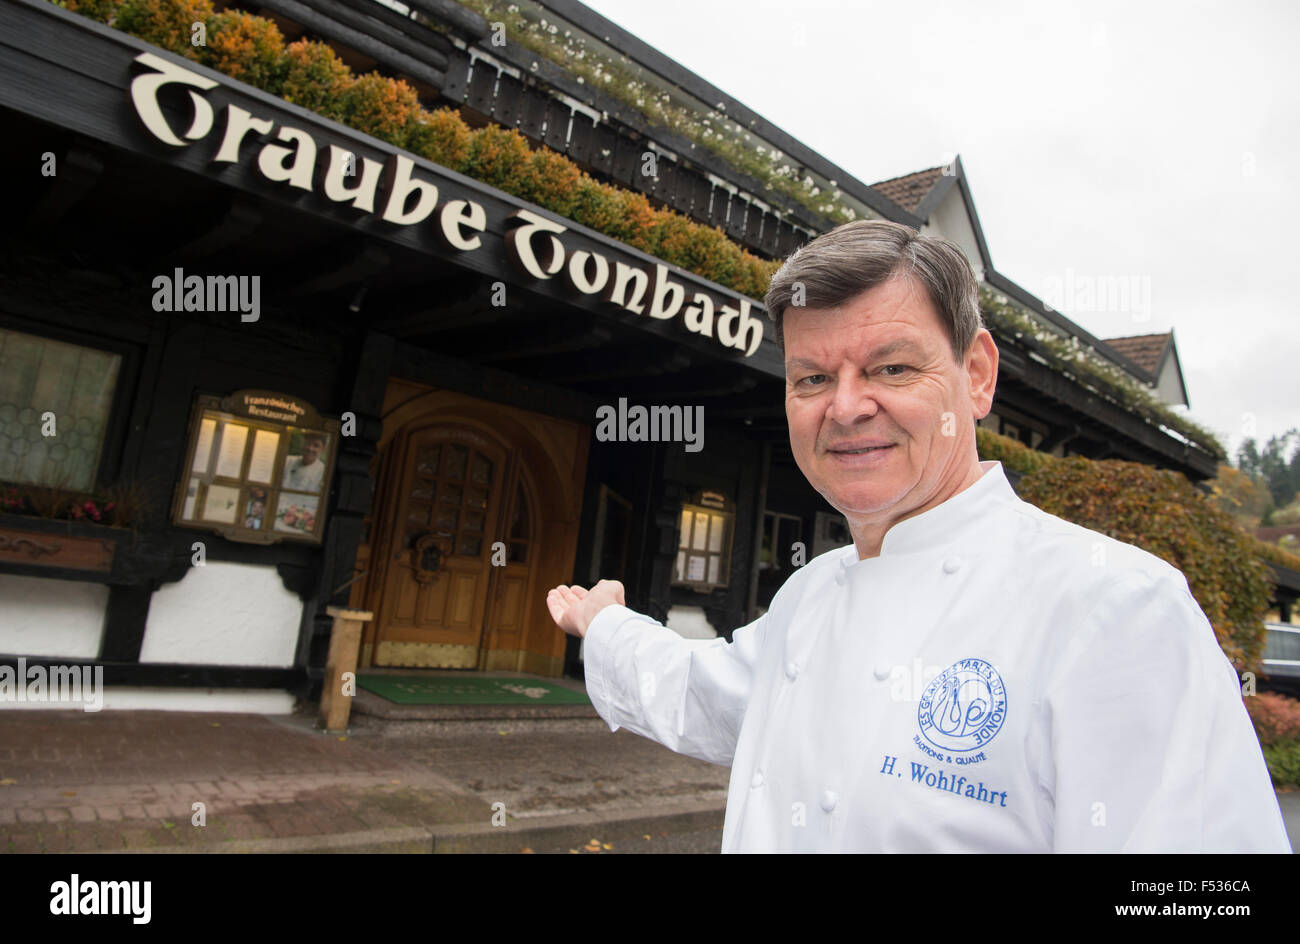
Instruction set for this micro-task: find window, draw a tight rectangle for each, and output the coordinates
[0,328,121,491]
[761,511,805,574]
[673,498,734,591]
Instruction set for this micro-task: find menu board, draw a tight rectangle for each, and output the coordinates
[673,494,735,590]
[172,392,340,545]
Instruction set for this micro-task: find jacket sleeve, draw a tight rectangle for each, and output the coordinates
[581,603,768,767]
[1042,569,1292,853]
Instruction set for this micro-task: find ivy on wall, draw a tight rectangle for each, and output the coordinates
[978,425,1299,675]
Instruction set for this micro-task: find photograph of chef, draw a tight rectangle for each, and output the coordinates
[547,219,1291,853]
[282,431,327,493]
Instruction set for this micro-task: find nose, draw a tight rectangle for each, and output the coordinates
[824,371,880,427]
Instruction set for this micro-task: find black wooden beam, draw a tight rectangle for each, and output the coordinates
[476,324,611,363]
[537,348,691,384]
[170,200,263,261]
[332,0,454,57]
[392,340,599,425]
[252,0,447,88]
[98,585,153,663]
[403,0,489,39]
[298,0,449,73]
[27,146,102,232]
[274,241,391,297]
[588,370,758,401]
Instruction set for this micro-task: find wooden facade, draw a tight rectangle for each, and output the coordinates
[0,0,1239,699]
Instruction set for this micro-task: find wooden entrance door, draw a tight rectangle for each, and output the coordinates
[352,380,590,676]
[371,424,509,667]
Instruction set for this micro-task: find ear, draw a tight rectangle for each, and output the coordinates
[965,329,999,418]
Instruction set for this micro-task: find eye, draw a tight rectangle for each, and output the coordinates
[794,374,828,387]
[880,365,911,377]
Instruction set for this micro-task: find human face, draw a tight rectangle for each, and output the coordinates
[783,274,998,543]
[302,437,323,464]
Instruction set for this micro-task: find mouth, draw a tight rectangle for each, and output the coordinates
[826,442,896,456]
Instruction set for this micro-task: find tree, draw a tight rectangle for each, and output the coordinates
[1235,429,1299,509]
[1209,464,1274,527]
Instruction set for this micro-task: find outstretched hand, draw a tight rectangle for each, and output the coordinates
[547,579,626,638]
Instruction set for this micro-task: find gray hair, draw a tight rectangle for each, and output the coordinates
[763,219,983,362]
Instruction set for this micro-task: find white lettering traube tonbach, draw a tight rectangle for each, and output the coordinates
[127,53,764,357]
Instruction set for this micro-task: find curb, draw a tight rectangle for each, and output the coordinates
[432,798,726,853]
[350,690,599,721]
[90,827,434,854]
[84,800,727,854]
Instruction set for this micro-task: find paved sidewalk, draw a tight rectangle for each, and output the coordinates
[3,702,1294,853]
[0,702,730,854]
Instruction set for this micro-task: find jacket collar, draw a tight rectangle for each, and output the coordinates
[840,460,1018,563]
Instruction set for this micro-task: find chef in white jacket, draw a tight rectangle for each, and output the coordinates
[547,220,1292,854]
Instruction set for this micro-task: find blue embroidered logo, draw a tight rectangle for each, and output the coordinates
[918,658,1007,753]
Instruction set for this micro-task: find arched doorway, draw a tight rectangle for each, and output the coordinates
[352,380,587,675]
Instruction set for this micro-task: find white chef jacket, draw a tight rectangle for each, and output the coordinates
[582,460,1293,853]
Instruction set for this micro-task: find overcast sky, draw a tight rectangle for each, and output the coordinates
[580,0,1300,463]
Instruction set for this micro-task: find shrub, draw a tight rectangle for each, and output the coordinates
[463,125,536,194]
[520,147,582,218]
[1246,691,1300,748]
[281,40,353,121]
[202,9,286,95]
[1261,741,1300,788]
[339,72,424,149]
[113,0,213,60]
[64,0,123,23]
[406,107,472,172]
[1016,456,1275,670]
[976,426,1055,478]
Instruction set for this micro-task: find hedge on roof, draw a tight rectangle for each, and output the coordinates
[979,426,1275,672]
[52,0,782,301]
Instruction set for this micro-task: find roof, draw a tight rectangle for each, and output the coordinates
[869,166,947,213]
[1102,332,1171,377]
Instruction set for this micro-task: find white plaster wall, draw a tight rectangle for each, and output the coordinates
[921,187,985,281]
[0,573,107,658]
[1156,357,1188,407]
[665,605,720,640]
[140,561,302,667]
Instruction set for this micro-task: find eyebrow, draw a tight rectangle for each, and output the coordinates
[785,338,927,377]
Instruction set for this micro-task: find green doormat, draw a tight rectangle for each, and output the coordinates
[357,674,591,706]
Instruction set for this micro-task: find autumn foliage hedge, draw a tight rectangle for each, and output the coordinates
[977,427,1275,672]
[56,0,781,300]
[1245,692,1300,787]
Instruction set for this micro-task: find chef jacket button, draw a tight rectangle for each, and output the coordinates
[750,770,764,789]
[785,661,799,681]
[873,663,891,680]
[942,556,962,574]
[820,790,838,813]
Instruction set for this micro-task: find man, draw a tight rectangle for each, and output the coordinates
[547,220,1291,853]
[282,432,326,492]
